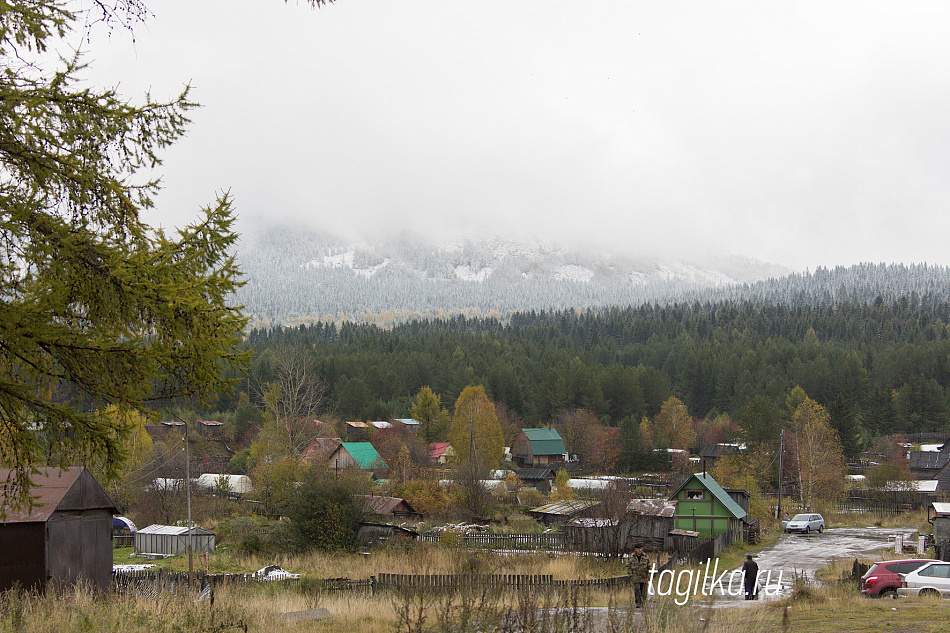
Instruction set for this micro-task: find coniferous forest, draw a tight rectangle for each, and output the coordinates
[232,292,950,447]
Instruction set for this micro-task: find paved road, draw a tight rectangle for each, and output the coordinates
[700,526,921,604]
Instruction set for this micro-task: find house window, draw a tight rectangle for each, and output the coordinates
[686,490,704,500]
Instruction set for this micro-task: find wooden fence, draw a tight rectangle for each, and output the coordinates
[416,528,735,558]
[112,569,629,596]
[113,535,134,549]
[834,500,904,517]
[417,532,568,551]
[683,531,733,564]
[375,573,630,591]
[112,569,374,595]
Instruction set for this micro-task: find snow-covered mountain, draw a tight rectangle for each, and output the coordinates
[234,226,788,325]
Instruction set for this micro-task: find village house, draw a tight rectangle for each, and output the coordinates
[394,418,420,432]
[327,442,388,474]
[669,473,747,540]
[429,442,455,465]
[299,437,343,464]
[512,428,566,467]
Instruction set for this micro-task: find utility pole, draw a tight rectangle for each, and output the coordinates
[166,408,195,589]
[778,429,784,521]
[185,416,193,587]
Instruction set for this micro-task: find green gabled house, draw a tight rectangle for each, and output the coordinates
[513,428,566,467]
[669,473,746,539]
[328,442,388,473]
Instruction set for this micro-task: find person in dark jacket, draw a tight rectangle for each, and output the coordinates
[741,554,759,600]
[626,545,651,607]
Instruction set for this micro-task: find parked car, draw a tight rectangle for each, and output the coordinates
[861,559,938,598]
[898,561,950,598]
[784,513,825,534]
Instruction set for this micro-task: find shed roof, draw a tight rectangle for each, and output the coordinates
[517,467,556,481]
[932,502,950,516]
[910,451,950,470]
[627,499,678,517]
[359,495,417,515]
[0,467,116,523]
[340,442,388,469]
[529,499,599,516]
[670,473,747,521]
[521,428,566,455]
[138,524,214,536]
[395,418,420,426]
[884,479,939,492]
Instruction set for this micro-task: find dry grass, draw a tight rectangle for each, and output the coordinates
[151,542,627,582]
[5,578,950,633]
[826,508,931,532]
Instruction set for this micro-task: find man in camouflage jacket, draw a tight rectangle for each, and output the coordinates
[626,544,650,607]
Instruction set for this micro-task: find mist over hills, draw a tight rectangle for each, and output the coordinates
[233,225,950,326]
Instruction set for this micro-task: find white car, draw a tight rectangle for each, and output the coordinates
[784,513,825,534]
[897,561,950,598]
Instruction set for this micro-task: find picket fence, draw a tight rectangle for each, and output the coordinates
[112,569,629,597]
[374,572,630,591]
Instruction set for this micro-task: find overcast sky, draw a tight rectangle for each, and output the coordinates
[80,0,950,271]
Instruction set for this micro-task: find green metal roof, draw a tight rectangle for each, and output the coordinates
[670,473,747,521]
[522,428,566,455]
[341,442,387,469]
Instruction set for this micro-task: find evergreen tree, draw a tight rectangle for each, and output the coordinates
[827,394,861,460]
[736,395,783,447]
[409,386,449,444]
[0,2,248,509]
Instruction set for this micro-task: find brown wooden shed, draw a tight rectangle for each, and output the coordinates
[0,467,117,592]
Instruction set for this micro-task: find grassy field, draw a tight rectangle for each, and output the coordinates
[114,541,631,579]
[6,579,950,633]
[93,527,950,632]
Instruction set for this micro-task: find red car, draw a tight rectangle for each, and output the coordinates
[861,559,938,598]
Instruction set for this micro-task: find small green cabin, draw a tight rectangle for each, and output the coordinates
[669,473,746,539]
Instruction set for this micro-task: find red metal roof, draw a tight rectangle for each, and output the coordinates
[429,442,452,459]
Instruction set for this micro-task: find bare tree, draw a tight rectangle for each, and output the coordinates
[254,343,329,457]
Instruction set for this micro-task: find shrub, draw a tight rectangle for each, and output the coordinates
[289,469,369,553]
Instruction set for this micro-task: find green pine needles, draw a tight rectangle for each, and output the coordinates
[0,2,249,510]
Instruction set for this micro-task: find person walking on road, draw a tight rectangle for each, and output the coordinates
[626,544,651,608]
[742,554,759,600]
